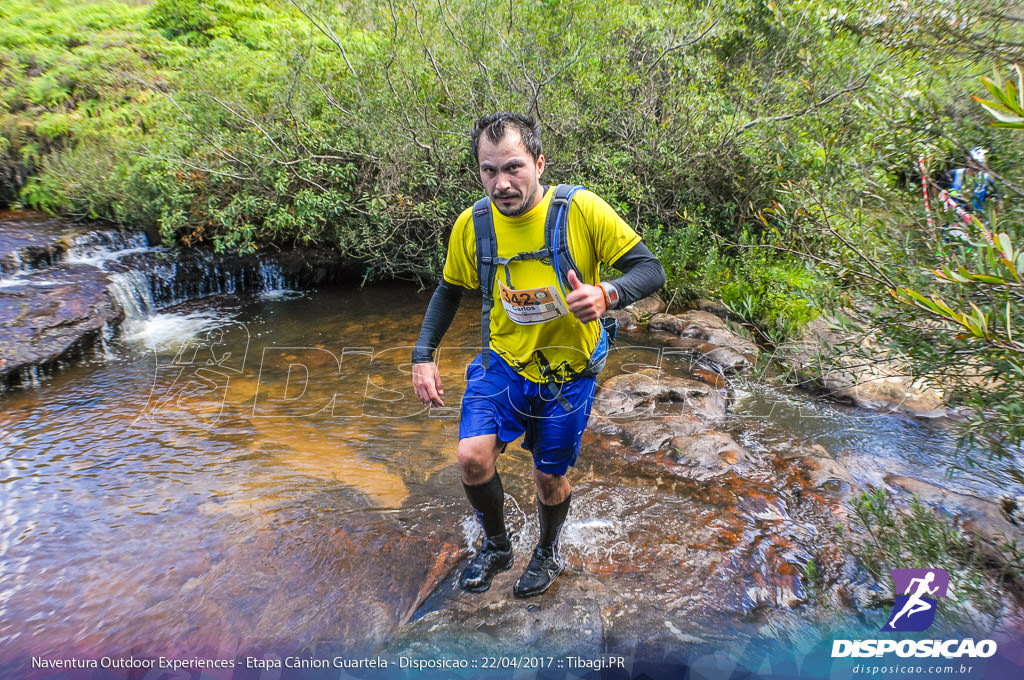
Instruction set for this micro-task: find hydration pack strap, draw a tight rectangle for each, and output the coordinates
[474,197,497,370]
[546,184,585,296]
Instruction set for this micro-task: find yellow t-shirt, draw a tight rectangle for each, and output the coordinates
[443,187,641,383]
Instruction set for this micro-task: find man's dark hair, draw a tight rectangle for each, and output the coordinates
[471,113,542,161]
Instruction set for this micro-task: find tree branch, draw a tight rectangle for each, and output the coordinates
[643,19,719,76]
[738,72,871,132]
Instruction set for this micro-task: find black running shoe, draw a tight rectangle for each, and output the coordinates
[512,545,561,598]
[460,538,513,592]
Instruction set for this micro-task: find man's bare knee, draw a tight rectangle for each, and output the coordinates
[457,435,501,484]
[534,469,570,505]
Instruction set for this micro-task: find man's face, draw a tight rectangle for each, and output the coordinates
[477,129,545,217]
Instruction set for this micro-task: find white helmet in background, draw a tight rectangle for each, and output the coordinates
[969,146,988,164]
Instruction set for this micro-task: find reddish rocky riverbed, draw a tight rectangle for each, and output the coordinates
[1,212,1023,676]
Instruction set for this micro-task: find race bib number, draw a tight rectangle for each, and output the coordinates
[497,280,568,325]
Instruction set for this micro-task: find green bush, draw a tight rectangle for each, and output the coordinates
[2,0,1021,346]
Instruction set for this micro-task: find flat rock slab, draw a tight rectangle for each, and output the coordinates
[780,317,948,418]
[0,211,79,276]
[829,376,947,418]
[594,368,727,422]
[885,474,1024,551]
[648,311,759,357]
[0,263,122,385]
[15,517,463,660]
[659,335,753,373]
[569,425,860,618]
[385,479,762,660]
[386,592,606,659]
[588,413,709,454]
[625,295,666,319]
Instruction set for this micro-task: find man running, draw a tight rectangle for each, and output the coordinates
[411,113,664,597]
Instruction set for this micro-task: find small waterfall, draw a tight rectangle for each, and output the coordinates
[106,253,227,350]
[107,269,159,323]
[98,321,118,361]
[103,246,303,350]
[257,260,301,299]
[0,213,337,388]
[259,261,286,291]
[65,230,150,266]
[1,228,150,286]
[0,250,26,278]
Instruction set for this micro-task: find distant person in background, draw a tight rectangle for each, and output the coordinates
[938,147,1000,242]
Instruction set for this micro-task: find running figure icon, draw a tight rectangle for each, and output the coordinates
[882,568,950,632]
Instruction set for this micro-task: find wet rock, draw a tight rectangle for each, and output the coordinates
[696,298,731,320]
[625,294,666,320]
[773,443,857,494]
[602,294,664,330]
[574,426,848,619]
[781,317,948,418]
[138,518,462,657]
[648,312,691,336]
[738,548,808,610]
[604,308,638,331]
[387,481,743,661]
[582,429,762,502]
[583,369,762,498]
[0,264,122,388]
[646,311,757,374]
[791,456,858,496]
[587,414,709,455]
[648,311,758,355]
[658,336,752,373]
[662,432,758,482]
[775,442,833,462]
[0,210,76,276]
[885,474,1024,551]
[1001,496,1024,528]
[690,367,728,389]
[619,416,709,454]
[830,376,947,418]
[385,593,604,659]
[593,368,727,422]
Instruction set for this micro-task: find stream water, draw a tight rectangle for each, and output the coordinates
[1,231,1022,675]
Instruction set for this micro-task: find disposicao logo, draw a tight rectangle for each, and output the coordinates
[831,568,998,659]
[881,568,949,632]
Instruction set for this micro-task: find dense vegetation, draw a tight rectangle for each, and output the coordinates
[2,0,1022,452]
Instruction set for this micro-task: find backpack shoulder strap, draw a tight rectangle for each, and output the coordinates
[472,197,497,370]
[544,184,585,296]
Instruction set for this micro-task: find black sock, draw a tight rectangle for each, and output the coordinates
[538,493,571,550]
[463,473,508,547]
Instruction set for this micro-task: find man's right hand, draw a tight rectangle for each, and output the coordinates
[412,361,445,407]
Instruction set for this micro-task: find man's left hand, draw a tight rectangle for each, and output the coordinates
[565,269,606,323]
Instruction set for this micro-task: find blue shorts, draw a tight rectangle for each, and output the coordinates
[459,350,599,476]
